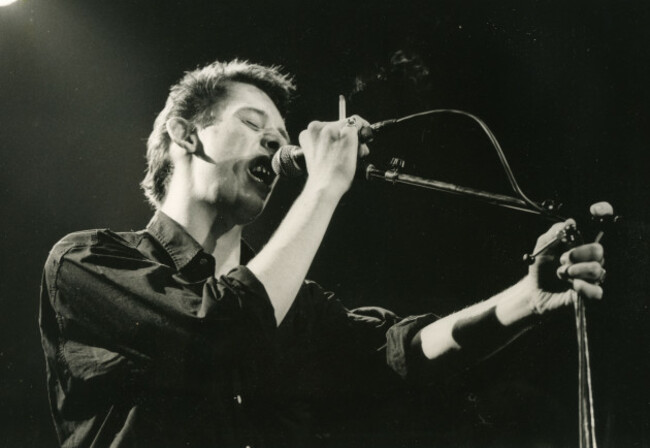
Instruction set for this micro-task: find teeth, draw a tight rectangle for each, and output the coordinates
[251,166,270,176]
[249,163,273,183]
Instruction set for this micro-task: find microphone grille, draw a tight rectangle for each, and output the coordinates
[272,145,303,177]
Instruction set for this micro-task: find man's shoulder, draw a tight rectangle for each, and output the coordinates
[47,227,146,265]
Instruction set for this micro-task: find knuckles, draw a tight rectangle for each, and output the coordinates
[298,129,309,146]
[584,261,604,279]
[303,116,371,143]
[567,243,604,263]
[535,221,604,264]
[349,114,370,127]
[570,261,604,281]
[306,120,325,134]
[574,279,604,300]
[590,243,605,261]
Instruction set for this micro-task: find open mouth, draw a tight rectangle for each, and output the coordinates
[247,156,276,187]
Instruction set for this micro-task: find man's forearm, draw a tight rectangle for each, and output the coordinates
[418,278,536,360]
[247,183,342,325]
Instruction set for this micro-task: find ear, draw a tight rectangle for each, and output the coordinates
[166,117,199,154]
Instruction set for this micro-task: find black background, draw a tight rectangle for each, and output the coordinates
[1,0,649,446]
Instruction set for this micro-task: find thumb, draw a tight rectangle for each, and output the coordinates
[534,219,574,252]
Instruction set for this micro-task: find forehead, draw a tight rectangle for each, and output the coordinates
[218,82,285,124]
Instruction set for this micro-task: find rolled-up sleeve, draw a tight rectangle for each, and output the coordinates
[386,313,439,382]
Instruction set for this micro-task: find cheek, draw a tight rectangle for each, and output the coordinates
[203,127,249,161]
[190,162,230,201]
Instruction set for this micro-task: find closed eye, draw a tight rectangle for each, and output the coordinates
[242,119,262,131]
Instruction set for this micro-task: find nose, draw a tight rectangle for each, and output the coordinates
[261,133,282,154]
[262,129,287,153]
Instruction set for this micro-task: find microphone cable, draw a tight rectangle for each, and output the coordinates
[371,109,550,218]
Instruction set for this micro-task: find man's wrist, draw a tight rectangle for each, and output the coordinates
[494,276,539,325]
[451,305,539,358]
[301,179,347,205]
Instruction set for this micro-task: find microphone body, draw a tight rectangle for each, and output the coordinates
[272,125,377,177]
[272,145,306,178]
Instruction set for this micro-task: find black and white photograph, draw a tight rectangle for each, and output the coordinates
[1,1,649,447]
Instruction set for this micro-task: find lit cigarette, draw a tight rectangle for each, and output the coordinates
[338,95,346,120]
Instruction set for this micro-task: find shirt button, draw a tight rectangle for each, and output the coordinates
[199,258,208,265]
[234,394,243,405]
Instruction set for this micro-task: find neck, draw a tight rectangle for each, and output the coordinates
[161,196,243,276]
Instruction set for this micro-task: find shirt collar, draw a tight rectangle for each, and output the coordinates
[146,210,205,272]
[145,210,256,272]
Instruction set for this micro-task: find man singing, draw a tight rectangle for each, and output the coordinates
[40,60,607,447]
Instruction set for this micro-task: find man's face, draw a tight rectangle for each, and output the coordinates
[192,82,289,225]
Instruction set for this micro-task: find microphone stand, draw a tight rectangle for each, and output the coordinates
[361,160,564,220]
[363,158,601,448]
[359,108,615,448]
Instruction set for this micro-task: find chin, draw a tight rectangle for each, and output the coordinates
[233,198,267,226]
[207,184,270,225]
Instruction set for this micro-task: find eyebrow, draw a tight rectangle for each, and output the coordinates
[238,107,290,143]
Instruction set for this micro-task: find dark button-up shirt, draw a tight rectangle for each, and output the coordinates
[40,211,436,448]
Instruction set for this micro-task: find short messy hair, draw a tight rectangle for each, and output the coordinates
[141,59,296,208]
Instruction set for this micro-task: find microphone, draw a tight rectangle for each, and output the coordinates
[271,145,306,178]
[271,124,382,177]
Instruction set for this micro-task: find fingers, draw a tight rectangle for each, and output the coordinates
[531,209,610,308]
[299,121,324,148]
[557,261,605,282]
[298,120,349,149]
[339,115,371,141]
[359,143,370,158]
[342,116,372,159]
[344,115,371,130]
[302,116,371,142]
[572,279,604,300]
[298,116,372,192]
[559,243,604,265]
[300,116,372,153]
[298,127,313,150]
[555,241,606,300]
